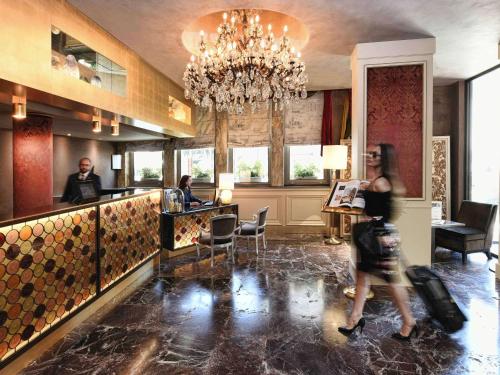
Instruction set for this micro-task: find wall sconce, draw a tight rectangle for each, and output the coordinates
[12,96,26,120]
[92,108,101,133]
[111,114,120,136]
[218,173,234,204]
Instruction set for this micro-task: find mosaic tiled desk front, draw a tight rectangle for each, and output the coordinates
[0,191,160,365]
[166,205,238,250]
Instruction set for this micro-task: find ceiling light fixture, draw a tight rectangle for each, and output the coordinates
[183,9,308,114]
[12,95,27,119]
[92,108,102,133]
[111,114,120,136]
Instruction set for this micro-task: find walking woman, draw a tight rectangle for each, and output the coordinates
[338,143,418,340]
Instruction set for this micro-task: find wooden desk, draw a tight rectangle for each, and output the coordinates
[431,220,465,262]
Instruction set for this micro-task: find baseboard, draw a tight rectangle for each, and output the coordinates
[3,256,157,374]
[266,226,329,235]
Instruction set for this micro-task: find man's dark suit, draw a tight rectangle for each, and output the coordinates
[61,172,102,202]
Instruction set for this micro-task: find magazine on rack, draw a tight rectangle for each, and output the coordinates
[327,179,369,209]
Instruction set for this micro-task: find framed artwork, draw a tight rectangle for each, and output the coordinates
[432,136,451,220]
[340,139,352,238]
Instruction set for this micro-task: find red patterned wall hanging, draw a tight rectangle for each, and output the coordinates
[366,65,424,198]
[13,115,53,213]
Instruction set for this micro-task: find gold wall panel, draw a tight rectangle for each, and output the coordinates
[0,207,97,362]
[0,0,194,137]
[99,192,161,290]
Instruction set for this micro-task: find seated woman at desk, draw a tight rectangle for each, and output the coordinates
[179,175,202,208]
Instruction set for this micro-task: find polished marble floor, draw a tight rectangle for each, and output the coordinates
[21,235,500,375]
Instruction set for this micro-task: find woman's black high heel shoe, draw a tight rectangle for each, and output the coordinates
[391,324,419,341]
[338,317,366,336]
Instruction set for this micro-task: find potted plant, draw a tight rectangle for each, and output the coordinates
[192,165,212,183]
[237,162,252,182]
[250,160,264,182]
[294,163,319,179]
[140,167,161,180]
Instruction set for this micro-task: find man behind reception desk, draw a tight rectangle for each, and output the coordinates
[61,157,102,202]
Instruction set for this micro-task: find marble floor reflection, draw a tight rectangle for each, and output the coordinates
[21,236,500,375]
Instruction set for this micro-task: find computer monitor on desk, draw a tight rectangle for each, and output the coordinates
[73,180,99,204]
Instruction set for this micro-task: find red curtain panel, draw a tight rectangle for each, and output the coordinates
[367,65,424,198]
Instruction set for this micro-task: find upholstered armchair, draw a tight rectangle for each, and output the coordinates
[435,201,497,264]
[196,214,238,267]
[235,206,269,254]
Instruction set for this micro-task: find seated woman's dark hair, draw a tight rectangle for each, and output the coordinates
[178,175,191,190]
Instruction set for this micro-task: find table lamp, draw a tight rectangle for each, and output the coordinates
[219,173,234,204]
[323,145,348,245]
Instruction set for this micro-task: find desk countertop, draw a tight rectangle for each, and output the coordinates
[162,204,238,217]
[0,189,160,227]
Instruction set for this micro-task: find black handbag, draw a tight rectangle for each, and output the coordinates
[356,220,400,258]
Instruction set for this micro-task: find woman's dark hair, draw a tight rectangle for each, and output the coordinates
[178,175,191,190]
[378,143,405,196]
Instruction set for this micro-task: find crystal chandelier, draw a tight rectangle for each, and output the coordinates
[183,10,308,114]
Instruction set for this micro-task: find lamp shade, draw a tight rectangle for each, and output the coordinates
[323,145,348,170]
[219,173,234,190]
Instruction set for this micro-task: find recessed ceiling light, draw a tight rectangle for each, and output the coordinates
[67,133,71,136]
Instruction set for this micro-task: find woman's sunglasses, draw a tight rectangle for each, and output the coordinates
[363,151,382,158]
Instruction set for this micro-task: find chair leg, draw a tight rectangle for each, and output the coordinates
[255,236,259,255]
[211,246,214,267]
[462,252,467,264]
[196,243,200,257]
[263,233,267,250]
[485,250,492,260]
[231,241,235,263]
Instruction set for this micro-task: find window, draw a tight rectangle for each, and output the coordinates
[286,145,328,185]
[132,151,163,185]
[231,147,269,183]
[178,148,215,184]
[468,65,500,256]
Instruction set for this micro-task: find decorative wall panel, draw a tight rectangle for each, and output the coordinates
[432,136,450,220]
[0,207,97,362]
[172,206,237,249]
[367,65,424,198]
[13,115,53,214]
[99,192,161,290]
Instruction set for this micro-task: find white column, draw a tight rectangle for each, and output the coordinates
[350,38,436,283]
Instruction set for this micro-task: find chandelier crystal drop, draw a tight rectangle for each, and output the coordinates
[183,10,308,114]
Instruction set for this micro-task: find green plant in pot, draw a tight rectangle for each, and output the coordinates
[192,165,211,180]
[294,163,319,179]
[140,167,161,180]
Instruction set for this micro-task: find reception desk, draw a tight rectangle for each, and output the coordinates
[0,190,161,366]
[161,204,238,251]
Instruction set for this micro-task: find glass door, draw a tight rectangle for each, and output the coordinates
[469,66,500,256]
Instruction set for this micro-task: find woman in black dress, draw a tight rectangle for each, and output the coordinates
[338,144,417,340]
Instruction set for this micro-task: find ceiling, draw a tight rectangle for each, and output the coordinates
[69,0,500,90]
[0,108,166,142]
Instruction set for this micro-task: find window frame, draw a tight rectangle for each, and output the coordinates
[129,151,164,188]
[176,147,216,187]
[284,144,331,186]
[229,146,271,186]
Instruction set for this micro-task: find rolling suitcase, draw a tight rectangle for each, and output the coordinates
[405,265,467,333]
